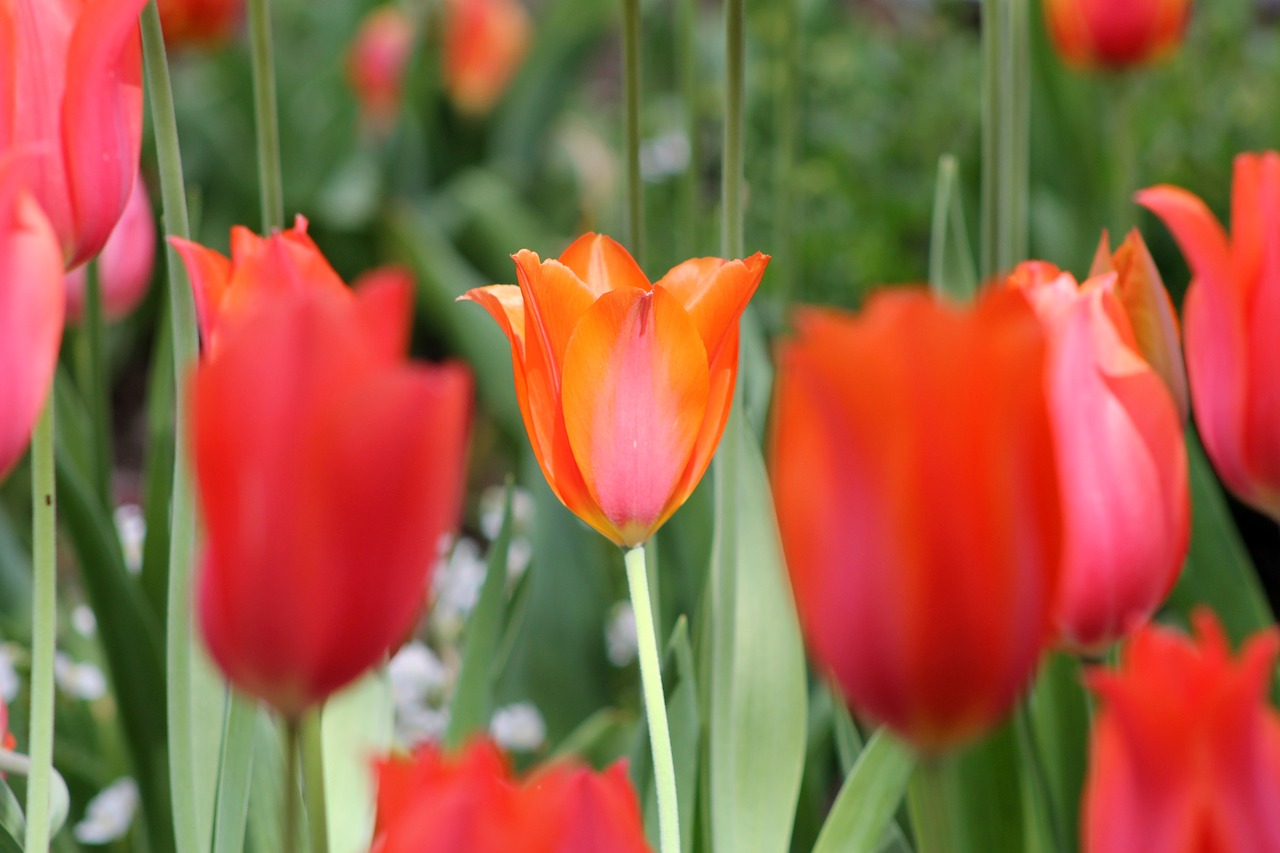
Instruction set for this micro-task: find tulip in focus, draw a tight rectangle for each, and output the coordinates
[157,0,244,48]
[370,739,652,853]
[461,234,768,547]
[1083,611,1280,852]
[1043,0,1191,70]
[64,179,156,324]
[0,155,66,482]
[1005,255,1189,653]
[770,289,1062,750]
[1139,152,1280,522]
[348,6,417,134]
[443,0,531,116]
[0,0,148,268]
[191,277,471,718]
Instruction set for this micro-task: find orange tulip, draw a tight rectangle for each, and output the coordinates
[157,0,243,48]
[460,234,768,547]
[1139,153,1280,522]
[0,0,148,268]
[348,6,416,134]
[442,0,530,116]
[64,178,155,323]
[1083,611,1280,852]
[771,288,1062,750]
[1043,0,1191,70]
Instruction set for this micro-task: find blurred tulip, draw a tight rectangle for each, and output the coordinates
[64,178,155,323]
[0,0,147,268]
[157,0,243,48]
[1139,152,1280,522]
[192,278,471,718]
[1043,0,1191,70]
[0,155,66,482]
[1083,611,1280,852]
[370,739,651,853]
[460,234,768,547]
[348,6,416,134]
[1005,259,1189,653]
[771,289,1062,750]
[442,0,530,117]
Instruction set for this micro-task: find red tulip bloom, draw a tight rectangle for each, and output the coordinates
[64,178,155,323]
[347,6,416,134]
[1139,153,1280,522]
[1005,257,1188,653]
[157,0,243,48]
[1083,611,1280,852]
[771,289,1062,750]
[460,234,768,547]
[442,0,530,116]
[370,739,652,853]
[0,0,148,268]
[192,279,471,717]
[0,154,65,481]
[1043,0,1191,70]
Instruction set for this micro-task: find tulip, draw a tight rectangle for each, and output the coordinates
[1082,611,1280,852]
[192,278,471,717]
[156,0,244,48]
[1138,152,1280,522]
[1042,0,1191,70]
[0,0,148,268]
[770,288,1062,750]
[0,154,66,482]
[64,178,156,324]
[1005,258,1189,653]
[370,739,652,853]
[347,6,417,134]
[442,0,531,117]
[460,233,768,547]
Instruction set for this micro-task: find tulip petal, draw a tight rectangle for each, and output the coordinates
[1242,154,1280,510]
[352,265,415,360]
[558,233,649,296]
[561,286,710,546]
[169,236,232,344]
[513,252,598,374]
[654,252,769,360]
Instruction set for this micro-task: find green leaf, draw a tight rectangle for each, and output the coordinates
[1026,653,1088,853]
[322,672,393,853]
[928,153,979,301]
[813,729,917,853]
[551,708,637,768]
[211,695,258,853]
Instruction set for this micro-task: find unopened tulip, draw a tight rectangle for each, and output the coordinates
[0,0,148,268]
[460,234,768,547]
[1005,258,1188,653]
[192,278,471,718]
[0,156,66,481]
[443,0,531,116]
[64,178,156,323]
[348,6,416,134]
[157,0,244,48]
[1043,0,1191,70]
[771,289,1062,750]
[1083,611,1280,852]
[1139,152,1280,521]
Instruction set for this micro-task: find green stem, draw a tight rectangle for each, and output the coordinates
[1015,704,1065,853]
[907,759,958,853]
[282,721,300,853]
[772,0,799,302]
[722,0,744,261]
[623,0,644,260]
[1106,74,1137,236]
[980,0,1030,277]
[677,0,699,259]
[248,0,284,231]
[24,401,56,853]
[625,545,680,853]
[76,261,113,507]
[299,713,330,853]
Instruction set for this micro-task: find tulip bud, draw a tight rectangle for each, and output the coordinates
[64,179,156,324]
[442,0,531,117]
[347,7,417,135]
[157,0,244,49]
[1043,0,1192,70]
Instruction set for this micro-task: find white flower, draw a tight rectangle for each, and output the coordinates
[72,605,97,637]
[0,646,18,703]
[478,486,534,542]
[388,641,448,710]
[640,130,692,182]
[490,702,546,753]
[605,602,638,667]
[73,778,138,845]
[395,705,450,748]
[431,538,487,638]
[112,505,146,576]
[54,653,107,701]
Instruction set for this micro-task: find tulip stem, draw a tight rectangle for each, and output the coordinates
[625,545,680,853]
[24,400,56,853]
[722,0,745,260]
[249,0,285,231]
[907,759,959,853]
[623,0,644,261]
[980,0,1030,277]
[677,0,699,259]
[283,720,300,853]
[299,713,330,853]
[76,261,113,507]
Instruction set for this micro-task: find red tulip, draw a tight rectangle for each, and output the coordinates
[192,278,471,717]
[64,178,155,323]
[0,0,148,268]
[442,0,530,116]
[1005,257,1189,653]
[770,288,1062,750]
[370,739,652,853]
[1139,152,1280,522]
[1083,611,1280,852]
[460,234,768,547]
[347,6,416,134]
[157,0,243,48]
[0,154,65,481]
[1042,0,1191,70]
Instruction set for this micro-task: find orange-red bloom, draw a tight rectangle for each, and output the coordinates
[771,289,1062,750]
[1083,611,1280,852]
[64,178,155,323]
[370,739,652,853]
[192,277,471,718]
[1004,256,1188,653]
[461,234,768,547]
[1139,153,1280,522]
[0,154,65,481]
[442,0,530,116]
[157,0,243,48]
[348,6,416,134]
[0,0,147,268]
[1043,0,1190,70]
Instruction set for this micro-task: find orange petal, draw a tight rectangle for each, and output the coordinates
[560,286,710,546]
[654,252,770,360]
[513,251,599,380]
[557,233,648,296]
[169,236,232,344]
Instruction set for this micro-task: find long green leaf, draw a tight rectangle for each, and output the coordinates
[813,729,917,853]
[322,672,393,853]
[210,695,257,853]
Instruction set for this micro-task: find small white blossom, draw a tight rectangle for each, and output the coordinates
[72,605,97,637]
[112,505,146,576]
[490,702,546,753]
[478,486,535,541]
[640,130,692,182]
[0,646,18,703]
[54,653,107,701]
[431,538,487,638]
[396,705,449,748]
[606,603,639,667]
[388,641,448,710]
[73,778,138,845]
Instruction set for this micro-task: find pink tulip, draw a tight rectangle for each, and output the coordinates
[64,178,155,323]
